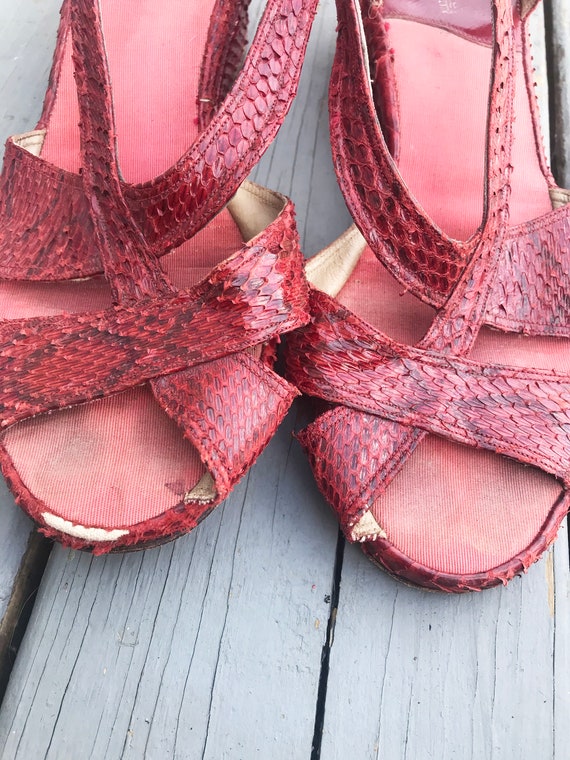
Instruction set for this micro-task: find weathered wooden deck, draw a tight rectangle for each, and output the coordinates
[0,1,569,757]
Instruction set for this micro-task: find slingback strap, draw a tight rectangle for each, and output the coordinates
[329,0,471,305]
[0,0,319,280]
[71,0,174,305]
[198,0,252,128]
[287,289,570,539]
[330,0,514,305]
[72,0,319,235]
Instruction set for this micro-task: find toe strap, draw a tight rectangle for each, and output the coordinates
[298,405,422,541]
[152,352,298,503]
[288,289,570,540]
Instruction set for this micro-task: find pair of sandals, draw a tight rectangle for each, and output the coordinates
[1,0,569,593]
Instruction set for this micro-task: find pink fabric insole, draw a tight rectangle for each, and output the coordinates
[1,0,247,529]
[336,18,566,575]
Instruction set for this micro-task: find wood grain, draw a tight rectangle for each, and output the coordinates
[0,1,569,759]
[0,0,57,682]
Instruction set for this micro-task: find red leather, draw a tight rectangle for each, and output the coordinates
[286,0,570,590]
[0,0,317,551]
[288,290,570,486]
[0,0,318,281]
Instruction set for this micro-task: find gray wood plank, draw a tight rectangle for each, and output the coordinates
[553,521,570,760]
[548,0,570,754]
[321,544,567,760]
[544,0,570,185]
[0,0,342,755]
[0,0,59,684]
[0,414,339,759]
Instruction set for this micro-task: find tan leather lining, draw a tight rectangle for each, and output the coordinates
[227,181,284,241]
[14,129,46,157]
[184,472,216,503]
[305,225,367,297]
[549,187,570,209]
[520,0,540,20]
[352,511,387,541]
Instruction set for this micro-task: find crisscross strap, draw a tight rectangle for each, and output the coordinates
[289,290,570,484]
[0,208,307,427]
[0,0,319,281]
[287,0,520,540]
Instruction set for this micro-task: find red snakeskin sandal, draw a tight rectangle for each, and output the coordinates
[285,0,570,591]
[0,0,318,552]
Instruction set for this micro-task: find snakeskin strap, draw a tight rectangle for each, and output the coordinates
[0,0,319,280]
[198,0,252,128]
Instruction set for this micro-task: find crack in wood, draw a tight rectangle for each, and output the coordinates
[0,532,51,706]
[310,529,345,760]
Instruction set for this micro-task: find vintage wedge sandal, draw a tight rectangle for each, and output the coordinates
[0,0,318,552]
[286,0,570,591]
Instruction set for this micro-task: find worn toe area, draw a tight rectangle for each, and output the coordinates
[336,247,569,577]
[0,215,244,535]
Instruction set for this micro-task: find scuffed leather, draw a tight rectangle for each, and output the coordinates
[0,0,316,551]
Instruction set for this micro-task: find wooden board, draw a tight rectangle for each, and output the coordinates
[320,537,569,760]
[0,0,56,691]
[544,0,570,185]
[0,0,569,758]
